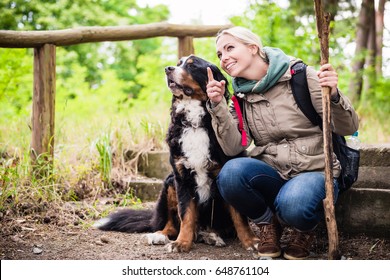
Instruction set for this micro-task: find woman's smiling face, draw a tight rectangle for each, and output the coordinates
[216,34,258,79]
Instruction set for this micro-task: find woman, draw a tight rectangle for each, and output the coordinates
[206,26,359,260]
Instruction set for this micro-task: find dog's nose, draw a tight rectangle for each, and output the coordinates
[165,66,175,74]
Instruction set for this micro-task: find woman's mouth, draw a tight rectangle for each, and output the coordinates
[225,62,236,70]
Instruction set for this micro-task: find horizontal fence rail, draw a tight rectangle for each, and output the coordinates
[0,22,232,48]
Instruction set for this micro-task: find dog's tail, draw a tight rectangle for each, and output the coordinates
[95,173,176,233]
[94,209,154,233]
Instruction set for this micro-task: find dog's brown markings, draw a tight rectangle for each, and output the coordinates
[228,206,259,250]
[180,72,207,102]
[170,199,197,252]
[157,185,178,238]
[206,164,221,179]
[174,158,185,177]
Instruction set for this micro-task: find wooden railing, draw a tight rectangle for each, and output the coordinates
[0,22,231,171]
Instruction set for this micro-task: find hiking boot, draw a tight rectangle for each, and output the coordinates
[256,218,282,258]
[283,229,315,260]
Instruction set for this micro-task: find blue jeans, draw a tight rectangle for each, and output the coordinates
[216,158,339,231]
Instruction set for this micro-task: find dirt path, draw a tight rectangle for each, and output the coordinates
[1,213,389,260]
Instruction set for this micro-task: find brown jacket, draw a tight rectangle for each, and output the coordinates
[208,58,359,180]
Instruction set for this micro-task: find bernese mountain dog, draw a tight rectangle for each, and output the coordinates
[96,55,258,253]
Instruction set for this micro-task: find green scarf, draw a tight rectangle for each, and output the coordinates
[232,47,290,94]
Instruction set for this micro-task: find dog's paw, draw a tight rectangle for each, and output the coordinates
[197,231,226,247]
[238,236,260,251]
[165,240,192,253]
[142,232,169,245]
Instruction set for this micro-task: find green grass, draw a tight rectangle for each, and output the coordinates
[0,89,170,218]
[95,132,113,185]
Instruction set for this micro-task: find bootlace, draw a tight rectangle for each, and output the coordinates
[290,230,313,249]
[258,223,278,245]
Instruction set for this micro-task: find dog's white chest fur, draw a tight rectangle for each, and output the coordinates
[176,100,213,203]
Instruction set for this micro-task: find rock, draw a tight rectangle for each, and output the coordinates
[94,240,105,246]
[33,247,43,254]
[100,235,110,243]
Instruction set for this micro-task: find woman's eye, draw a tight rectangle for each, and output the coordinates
[227,45,233,51]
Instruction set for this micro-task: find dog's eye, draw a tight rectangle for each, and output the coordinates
[184,87,194,95]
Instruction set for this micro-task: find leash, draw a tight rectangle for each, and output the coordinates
[231,95,247,146]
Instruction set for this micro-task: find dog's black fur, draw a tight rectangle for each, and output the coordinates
[97,55,258,252]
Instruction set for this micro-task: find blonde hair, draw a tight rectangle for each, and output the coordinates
[216,26,267,60]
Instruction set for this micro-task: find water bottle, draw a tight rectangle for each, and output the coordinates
[346,131,361,150]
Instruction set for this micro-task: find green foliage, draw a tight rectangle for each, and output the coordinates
[116,190,142,208]
[0,48,33,117]
[0,147,67,212]
[356,77,390,143]
[229,1,361,78]
[0,0,169,88]
[231,1,315,61]
[95,132,112,185]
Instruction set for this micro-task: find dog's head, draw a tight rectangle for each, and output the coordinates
[165,55,230,102]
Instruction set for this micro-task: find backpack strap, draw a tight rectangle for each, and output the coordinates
[290,62,322,129]
[231,95,247,146]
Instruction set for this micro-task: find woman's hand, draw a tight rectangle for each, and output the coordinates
[317,63,339,100]
[207,67,226,104]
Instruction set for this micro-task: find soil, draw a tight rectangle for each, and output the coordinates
[1,200,389,260]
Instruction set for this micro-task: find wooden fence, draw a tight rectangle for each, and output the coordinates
[0,22,231,171]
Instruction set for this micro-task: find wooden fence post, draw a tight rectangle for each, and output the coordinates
[31,44,56,174]
[178,36,194,58]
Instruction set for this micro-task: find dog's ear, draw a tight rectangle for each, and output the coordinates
[208,64,230,101]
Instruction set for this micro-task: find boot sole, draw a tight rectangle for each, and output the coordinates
[283,252,309,260]
[258,250,281,258]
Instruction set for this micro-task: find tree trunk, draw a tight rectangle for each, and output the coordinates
[375,0,386,76]
[348,0,372,104]
[364,0,377,96]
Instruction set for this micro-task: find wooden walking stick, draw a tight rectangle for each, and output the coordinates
[314,0,341,260]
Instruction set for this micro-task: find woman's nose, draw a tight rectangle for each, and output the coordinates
[220,52,229,62]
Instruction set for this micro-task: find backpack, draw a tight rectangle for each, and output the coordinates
[231,62,360,193]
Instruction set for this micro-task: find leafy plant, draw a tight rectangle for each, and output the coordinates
[94,132,112,186]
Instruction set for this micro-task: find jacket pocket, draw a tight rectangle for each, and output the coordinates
[292,135,325,173]
[293,135,323,156]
